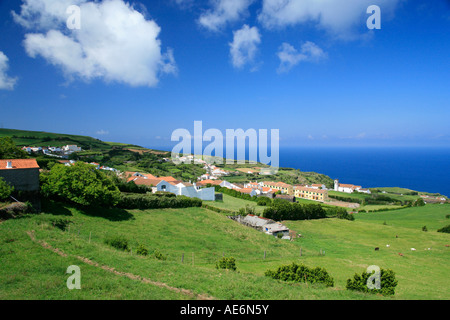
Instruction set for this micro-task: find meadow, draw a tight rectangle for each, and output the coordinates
[1,199,448,300]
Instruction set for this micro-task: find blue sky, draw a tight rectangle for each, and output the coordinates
[0,0,449,150]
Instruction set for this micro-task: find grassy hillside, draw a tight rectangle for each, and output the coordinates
[1,200,449,300]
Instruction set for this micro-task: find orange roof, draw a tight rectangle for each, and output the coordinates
[197,179,223,186]
[238,188,254,194]
[132,178,162,186]
[339,184,361,189]
[0,159,40,170]
[159,176,177,182]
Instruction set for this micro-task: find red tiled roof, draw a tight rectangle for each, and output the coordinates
[0,159,40,170]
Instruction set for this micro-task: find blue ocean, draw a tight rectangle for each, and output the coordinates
[278,147,450,197]
[155,144,450,197]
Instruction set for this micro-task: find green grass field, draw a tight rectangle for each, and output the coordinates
[1,200,449,300]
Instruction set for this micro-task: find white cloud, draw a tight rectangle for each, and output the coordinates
[13,0,177,87]
[259,0,402,39]
[199,0,254,32]
[0,52,18,90]
[229,25,261,69]
[277,41,327,73]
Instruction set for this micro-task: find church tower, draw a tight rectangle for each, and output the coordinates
[334,179,339,191]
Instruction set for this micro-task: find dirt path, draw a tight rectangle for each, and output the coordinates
[26,230,214,300]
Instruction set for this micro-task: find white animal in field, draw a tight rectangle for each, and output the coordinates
[411,248,416,251]
[386,244,390,247]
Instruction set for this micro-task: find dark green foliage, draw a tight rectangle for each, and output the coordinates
[422,226,428,232]
[346,268,398,296]
[104,236,129,252]
[154,249,167,261]
[0,136,28,159]
[256,196,272,206]
[117,194,202,210]
[326,207,355,221]
[50,218,73,231]
[263,200,326,221]
[265,263,334,287]
[216,257,237,271]
[136,244,149,256]
[412,198,426,207]
[437,225,450,233]
[215,186,256,202]
[0,177,14,201]
[40,162,121,207]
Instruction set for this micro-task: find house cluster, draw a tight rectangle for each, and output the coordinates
[333,179,371,194]
[58,160,119,172]
[22,144,82,159]
[419,194,448,204]
[232,214,291,239]
[126,171,215,201]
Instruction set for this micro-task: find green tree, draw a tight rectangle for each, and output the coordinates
[0,177,14,201]
[0,137,28,159]
[40,162,121,207]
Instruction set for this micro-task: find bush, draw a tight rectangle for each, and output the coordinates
[40,162,121,207]
[154,249,167,261]
[422,226,428,232]
[256,196,272,206]
[437,225,450,234]
[327,207,355,220]
[346,267,398,296]
[104,236,129,251]
[117,194,202,210]
[216,257,237,271]
[0,177,14,201]
[136,244,149,256]
[265,262,334,287]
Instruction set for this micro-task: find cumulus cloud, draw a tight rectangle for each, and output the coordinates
[258,0,402,39]
[199,0,254,32]
[0,52,18,90]
[277,41,327,73]
[229,24,261,69]
[13,0,177,87]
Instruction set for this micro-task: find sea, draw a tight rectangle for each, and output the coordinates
[152,145,450,197]
[277,146,450,197]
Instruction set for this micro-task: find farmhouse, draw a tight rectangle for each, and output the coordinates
[127,172,215,201]
[262,181,293,195]
[334,179,370,194]
[0,159,40,192]
[294,186,328,202]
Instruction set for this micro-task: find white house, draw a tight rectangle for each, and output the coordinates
[334,180,363,193]
[263,223,290,239]
[156,180,215,201]
[62,145,82,152]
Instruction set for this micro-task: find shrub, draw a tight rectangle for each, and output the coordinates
[256,196,272,206]
[50,218,72,231]
[346,268,398,296]
[422,226,428,232]
[104,236,129,251]
[265,262,334,287]
[216,257,237,271]
[0,177,14,201]
[437,225,450,234]
[117,194,202,210]
[136,244,149,256]
[154,249,167,261]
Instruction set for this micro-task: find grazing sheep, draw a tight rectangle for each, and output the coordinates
[411,248,416,251]
[386,244,390,247]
